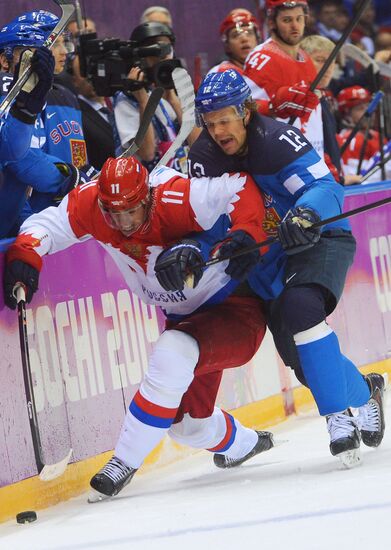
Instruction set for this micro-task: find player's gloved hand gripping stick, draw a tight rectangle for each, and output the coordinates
[193,195,391,272]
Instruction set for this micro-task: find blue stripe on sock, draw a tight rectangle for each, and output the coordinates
[129,401,174,428]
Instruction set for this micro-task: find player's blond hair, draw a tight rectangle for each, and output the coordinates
[300,35,335,55]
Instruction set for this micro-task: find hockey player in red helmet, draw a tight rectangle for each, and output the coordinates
[243,0,322,150]
[97,157,150,236]
[337,85,371,124]
[4,156,278,499]
[209,10,260,75]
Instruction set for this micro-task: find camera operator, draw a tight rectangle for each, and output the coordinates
[114,22,187,172]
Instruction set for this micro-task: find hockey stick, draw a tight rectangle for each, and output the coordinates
[118,87,164,159]
[15,285,72,481]
[360,151,391,183]
[341,43,379,73]
[288,0,371,125]
[342,44,391,80]
[339,91,384,156]
[152,68,195,170]
[0,0,75,118]
[195,195,391,270]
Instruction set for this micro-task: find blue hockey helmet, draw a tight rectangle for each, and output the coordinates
[10,11,59,32]
[195,69,252,126]
[0,11,58,60]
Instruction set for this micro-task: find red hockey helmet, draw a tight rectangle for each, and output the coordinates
[219,11,260,41]
[266,0,308,16]
[97,157,150,235]
[337,86,371,114]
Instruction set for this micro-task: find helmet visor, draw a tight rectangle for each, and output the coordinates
[98,200,146,236]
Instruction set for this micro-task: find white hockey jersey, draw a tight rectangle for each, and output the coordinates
[7,167,266,317]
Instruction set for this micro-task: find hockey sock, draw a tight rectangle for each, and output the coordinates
[115,330,199,468]
[169,408,258,458]
[341,355,370,407]
[294,321,349,415]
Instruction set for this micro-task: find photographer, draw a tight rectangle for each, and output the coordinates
[113,22,186,171]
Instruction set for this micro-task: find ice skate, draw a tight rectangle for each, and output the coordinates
[88,456,137,502]
[214,430,275,469]
[358,373,387,448]
[326,410,361,468]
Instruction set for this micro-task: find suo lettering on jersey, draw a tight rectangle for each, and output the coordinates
[50,120,83,144]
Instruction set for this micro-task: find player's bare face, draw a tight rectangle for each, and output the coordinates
[351,103,369,125]
[274,8,306,45]
[203,107,247,155]
[52,35,68,74]
[310,50,336,88]
[227,26,258,64]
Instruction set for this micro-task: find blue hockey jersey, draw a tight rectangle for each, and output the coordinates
[188,113,349,299]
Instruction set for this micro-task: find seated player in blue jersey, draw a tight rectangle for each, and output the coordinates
[0,40,56,237]
[0,11,89,237]
[186,68,386,467]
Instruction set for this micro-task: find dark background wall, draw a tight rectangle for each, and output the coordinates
[1,0,260,76]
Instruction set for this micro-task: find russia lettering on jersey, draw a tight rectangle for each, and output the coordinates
[243,39,324,156]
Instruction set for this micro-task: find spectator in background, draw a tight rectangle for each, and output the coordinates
[114,22,187,172]
[67,17,96,37]
[140,6,173,28]
[334,5,350,36]
[209,10,260,75]
[375,27,391,56]
[351,0,377,55]
[316,0,343,42]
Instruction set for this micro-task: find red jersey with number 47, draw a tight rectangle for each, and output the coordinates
[243,39,324,156]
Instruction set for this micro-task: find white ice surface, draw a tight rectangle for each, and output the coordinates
[1,401,391,550]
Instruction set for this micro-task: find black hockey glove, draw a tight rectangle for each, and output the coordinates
[212,230,260,281]
[155,239,204,291]
[277,207,321,255]
[12,47,55,120]
[3,260,40,310]
[54,163,98,204]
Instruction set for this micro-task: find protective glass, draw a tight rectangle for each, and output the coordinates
[229,23,257,40]
[98,200,146,236]
[201,105,246,129]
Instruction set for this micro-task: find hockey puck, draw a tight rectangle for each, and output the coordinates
[16,511,37,524]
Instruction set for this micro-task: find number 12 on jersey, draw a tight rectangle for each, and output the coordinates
[279,130,308,152]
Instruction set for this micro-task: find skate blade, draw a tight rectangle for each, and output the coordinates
[337,448,361,469]
[87,489,112,503]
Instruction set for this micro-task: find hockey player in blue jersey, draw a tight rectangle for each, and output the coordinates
[0,11,88,237]
[187,69,385,466]
[0,42,57,236]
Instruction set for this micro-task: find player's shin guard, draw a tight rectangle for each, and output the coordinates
[116,330,199,468]
[294,321,368,415]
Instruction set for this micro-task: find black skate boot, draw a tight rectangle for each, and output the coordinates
[358,373,386,448]
[89,456,137,502]
[326,410,361,468]
[214,431,274,469]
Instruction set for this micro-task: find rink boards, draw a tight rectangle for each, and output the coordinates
[0,181,390,522]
